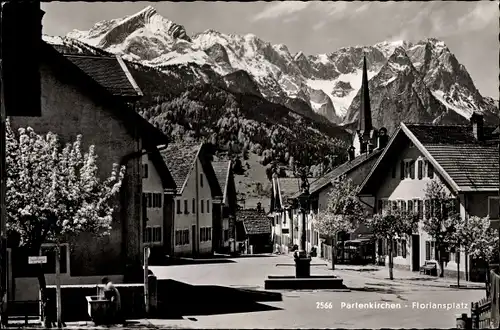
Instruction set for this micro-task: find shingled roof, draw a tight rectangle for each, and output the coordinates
[239,209,272,235]
[41,41,167,146]
[405,124,498,144]
[65,55,143,99]
[160,143,202,194]
[291,150,382,199]
[270,177,308,211]
[212,161,231,201]
[405,124,499,191]
[360,122,499,194]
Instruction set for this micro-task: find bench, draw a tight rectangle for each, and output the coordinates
[420,261,437,276]
[6,300,41,325]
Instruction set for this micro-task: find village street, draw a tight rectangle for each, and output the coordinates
[131,254,487,329]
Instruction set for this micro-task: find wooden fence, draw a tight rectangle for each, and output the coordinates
[470,269,500,329]
[471,297,491,329]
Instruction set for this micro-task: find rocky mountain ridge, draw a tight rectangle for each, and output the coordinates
[61,6,497,130]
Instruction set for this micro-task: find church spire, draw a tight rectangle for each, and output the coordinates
[357,55,372,133]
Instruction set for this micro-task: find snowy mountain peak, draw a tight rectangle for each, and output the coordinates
[374,40,413,57]
[67,6,190,51]
[59,8,497,127]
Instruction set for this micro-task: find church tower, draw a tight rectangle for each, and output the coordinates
[351,55,379,158]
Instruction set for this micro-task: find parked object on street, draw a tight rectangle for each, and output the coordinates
[420,260,438,276]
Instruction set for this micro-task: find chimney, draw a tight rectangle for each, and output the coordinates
[348,146,355,161]
[470,112,484,141]
[377,127,389,149]
[256,202,262,212]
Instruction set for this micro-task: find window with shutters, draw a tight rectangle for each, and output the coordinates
[184,200,189,214]
[192,199,196,213]
[402,159,415,179]
[407,200,414,214]
[424,199,431,219]
[383,200,390,213]
[425,160,435,179]
[207,200,210,213]
[201,200,204,213]
[489,197,500,220]
[417,159,423,180]
[417,200,423,219]
[176,199,181,214]
[144,226,162,243]
[392,201,398,213]
[147,193,153,208]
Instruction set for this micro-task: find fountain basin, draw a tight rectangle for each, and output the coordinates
[264,275,348,290]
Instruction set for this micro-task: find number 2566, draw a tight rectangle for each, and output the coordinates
[316,302,333,309]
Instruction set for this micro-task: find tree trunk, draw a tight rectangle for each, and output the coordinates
[31,243,51,328]
[36,263,51,328]
[438,245,444,277]
[457,249,460,288]
[331,235,336,270]
[55,244,62,328]
[388,239,394,280]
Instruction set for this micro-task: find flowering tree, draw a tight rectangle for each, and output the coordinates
[366,208,418,280]
[458,216,498,290]
[422,179,461,277]
[6,122,125,327]
[313,177,364,270]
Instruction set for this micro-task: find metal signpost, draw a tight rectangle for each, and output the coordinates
[144,246,150,315]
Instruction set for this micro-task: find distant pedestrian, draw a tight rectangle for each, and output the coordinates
[101,277,123,324]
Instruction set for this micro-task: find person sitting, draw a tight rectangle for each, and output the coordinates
[101,277,123,324]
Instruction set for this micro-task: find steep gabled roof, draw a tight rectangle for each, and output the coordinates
[405,124,498,192]
[160,142,223,197]
[270,177,303,211]
[239,209,272,235]
[292,150,382,199]
[147,148,177,193]
[160,143,202,195]
[212,161,232,203]
[359,122,499,195]
[41,41,167,146]
[64,54,143,100]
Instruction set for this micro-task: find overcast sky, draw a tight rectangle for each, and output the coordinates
[41,1,498,98]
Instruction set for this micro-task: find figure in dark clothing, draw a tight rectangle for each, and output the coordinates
[101,277,123,324]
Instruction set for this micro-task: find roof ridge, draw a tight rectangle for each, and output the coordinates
[63,54,116,59]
